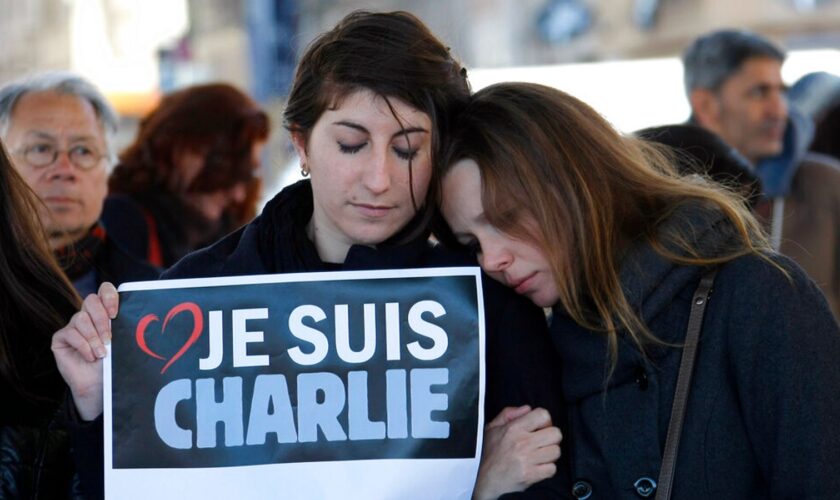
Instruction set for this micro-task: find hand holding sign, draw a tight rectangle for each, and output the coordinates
[473,405,562,500]
[52,281,119,421]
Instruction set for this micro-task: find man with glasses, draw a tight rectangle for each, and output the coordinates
[0,73,158,296]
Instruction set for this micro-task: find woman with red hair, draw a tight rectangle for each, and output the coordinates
[103,83,270,268]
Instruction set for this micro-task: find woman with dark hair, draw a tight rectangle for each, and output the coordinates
[53,12,563,499]
[439,82,840,499]
[102,83,270,268]
[0,139,84,497]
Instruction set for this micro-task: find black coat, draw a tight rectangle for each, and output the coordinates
[1,302,85,499]
[548,210,840,499]
[95,235,160,288]
[0,362,85,499]
[102,193,236,269]
[0,418,85,499]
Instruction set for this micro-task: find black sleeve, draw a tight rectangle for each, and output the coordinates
[482,276,563,424]
[63,395,104,500]
[721,256,840,498]
[482,276,571,498]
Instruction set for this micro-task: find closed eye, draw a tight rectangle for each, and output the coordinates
[393,147,418,161]
[338,142,366,154]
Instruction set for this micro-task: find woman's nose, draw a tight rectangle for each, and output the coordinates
[363,148,392,194]
[479,245,512,273]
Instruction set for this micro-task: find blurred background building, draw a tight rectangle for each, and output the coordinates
[3,0,840,193]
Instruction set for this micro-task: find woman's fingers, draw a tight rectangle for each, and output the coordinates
[473,408,562,499]
[532,424,563,448]
[50,287,117,423]
[98,281,120,319]
[529,462,558,483]
[53,322,97,363]
[77,295,110,358]
[487,405,532,429]
[532,437,562,464]
[509,407,553,432]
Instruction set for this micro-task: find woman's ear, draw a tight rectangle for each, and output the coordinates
[291,131,308,166]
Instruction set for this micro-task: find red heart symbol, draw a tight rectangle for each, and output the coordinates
[135,302,204,374]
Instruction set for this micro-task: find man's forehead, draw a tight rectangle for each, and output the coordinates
[9,91,105,140]
[13,91,97,118]
[21,129,100,143]
[729,57,784,84]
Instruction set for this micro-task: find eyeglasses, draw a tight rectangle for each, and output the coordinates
[17,143,105,170]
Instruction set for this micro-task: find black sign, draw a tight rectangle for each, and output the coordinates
[110,270,483,469]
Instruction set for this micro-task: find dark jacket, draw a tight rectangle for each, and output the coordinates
[78,180,564,498]
[96,234,160,287]
[102,193,234,269]
[1,326,84,499]
[66,229,160,297]
[552,209,840,499]
[0,416,85,499]
[754,106,840,320]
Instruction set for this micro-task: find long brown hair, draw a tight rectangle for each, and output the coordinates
[283,10,470,241]
[442,83,771,366]
[109,83,270,224]
[0,139,80,398]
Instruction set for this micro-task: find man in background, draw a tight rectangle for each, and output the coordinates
[0,73,158,296]
[683,29,840,320]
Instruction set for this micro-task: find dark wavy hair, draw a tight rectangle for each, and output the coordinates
[283,10,470,240]
[109,83,270,224]
[0,139,80,401]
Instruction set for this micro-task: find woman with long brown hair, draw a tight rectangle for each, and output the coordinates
[439,82,840,499]
[103,83,270,268]
[0,138,84,497]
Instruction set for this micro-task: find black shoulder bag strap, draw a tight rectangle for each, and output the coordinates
[655,268,718,500]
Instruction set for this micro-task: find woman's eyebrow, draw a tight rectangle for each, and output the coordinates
[392,127,428,139]
[332,120,368,133]
[331,121,428,139]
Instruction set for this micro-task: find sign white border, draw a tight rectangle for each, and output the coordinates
[104,267,485,500]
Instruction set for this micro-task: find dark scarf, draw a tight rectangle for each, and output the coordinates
[54,222,107,281]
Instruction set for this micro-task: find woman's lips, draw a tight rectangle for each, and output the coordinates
[512,272,537,294]
[354,203,393,218]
